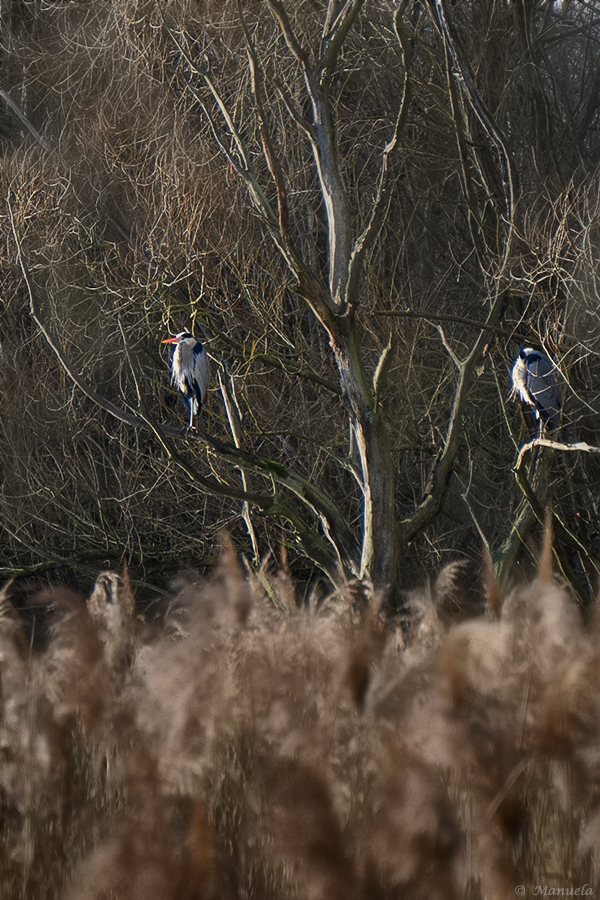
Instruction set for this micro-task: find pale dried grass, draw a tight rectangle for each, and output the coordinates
[0,548,598,899]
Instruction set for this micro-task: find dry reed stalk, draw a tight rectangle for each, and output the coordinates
[0,551,597,898]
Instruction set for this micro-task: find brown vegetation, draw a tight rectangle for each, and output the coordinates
[0,550,598,898]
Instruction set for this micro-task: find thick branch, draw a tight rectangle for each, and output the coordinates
[256,500,343,583]
[201,429,359,571]
[218,368,260,563]
[264,0,310,67]
[318,0,366,76]
[515,437,600,469]
[0,549,122,581]
[265,1,356,304]
[306,79,351,304]
[0,544,216,586]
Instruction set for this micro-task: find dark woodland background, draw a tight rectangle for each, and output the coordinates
[1,0,600,607]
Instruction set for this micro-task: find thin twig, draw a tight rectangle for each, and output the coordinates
[0,89,51,151]
[373,308,530,344]
[343,0,412,315]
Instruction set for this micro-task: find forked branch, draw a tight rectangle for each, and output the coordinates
[318,0,366,76]
[398,292,508,546]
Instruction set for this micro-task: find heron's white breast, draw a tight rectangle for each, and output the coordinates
[511,357,533,405]
[172,338,197,382]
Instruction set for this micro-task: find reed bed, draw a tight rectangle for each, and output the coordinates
[0,544,598,899]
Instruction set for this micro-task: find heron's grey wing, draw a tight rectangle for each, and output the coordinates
[526,355,562,428]
[192,347,210,405]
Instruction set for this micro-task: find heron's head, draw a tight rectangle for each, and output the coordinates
[519,346,535,359]
[162,331,194,345]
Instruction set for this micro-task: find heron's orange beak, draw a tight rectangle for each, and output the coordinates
[162,337,179,344]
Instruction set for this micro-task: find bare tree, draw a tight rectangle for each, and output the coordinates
[2,0,600,601]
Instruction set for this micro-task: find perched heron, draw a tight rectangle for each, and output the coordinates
[511,347,562,433]
[162,331,209,428]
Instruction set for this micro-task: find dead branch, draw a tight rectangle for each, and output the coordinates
[515,438,600,471]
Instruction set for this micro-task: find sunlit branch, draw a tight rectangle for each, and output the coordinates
[317,0,366,77]
[514,437,600,473]
[218,367,260,564]
[265,2,353,304]
[264,0,310,67]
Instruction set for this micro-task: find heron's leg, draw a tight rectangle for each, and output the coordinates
[537,416,544,439]
[188,402,194,429]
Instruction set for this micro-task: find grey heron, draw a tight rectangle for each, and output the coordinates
[511,347,561,434]
[162,331,209,428]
